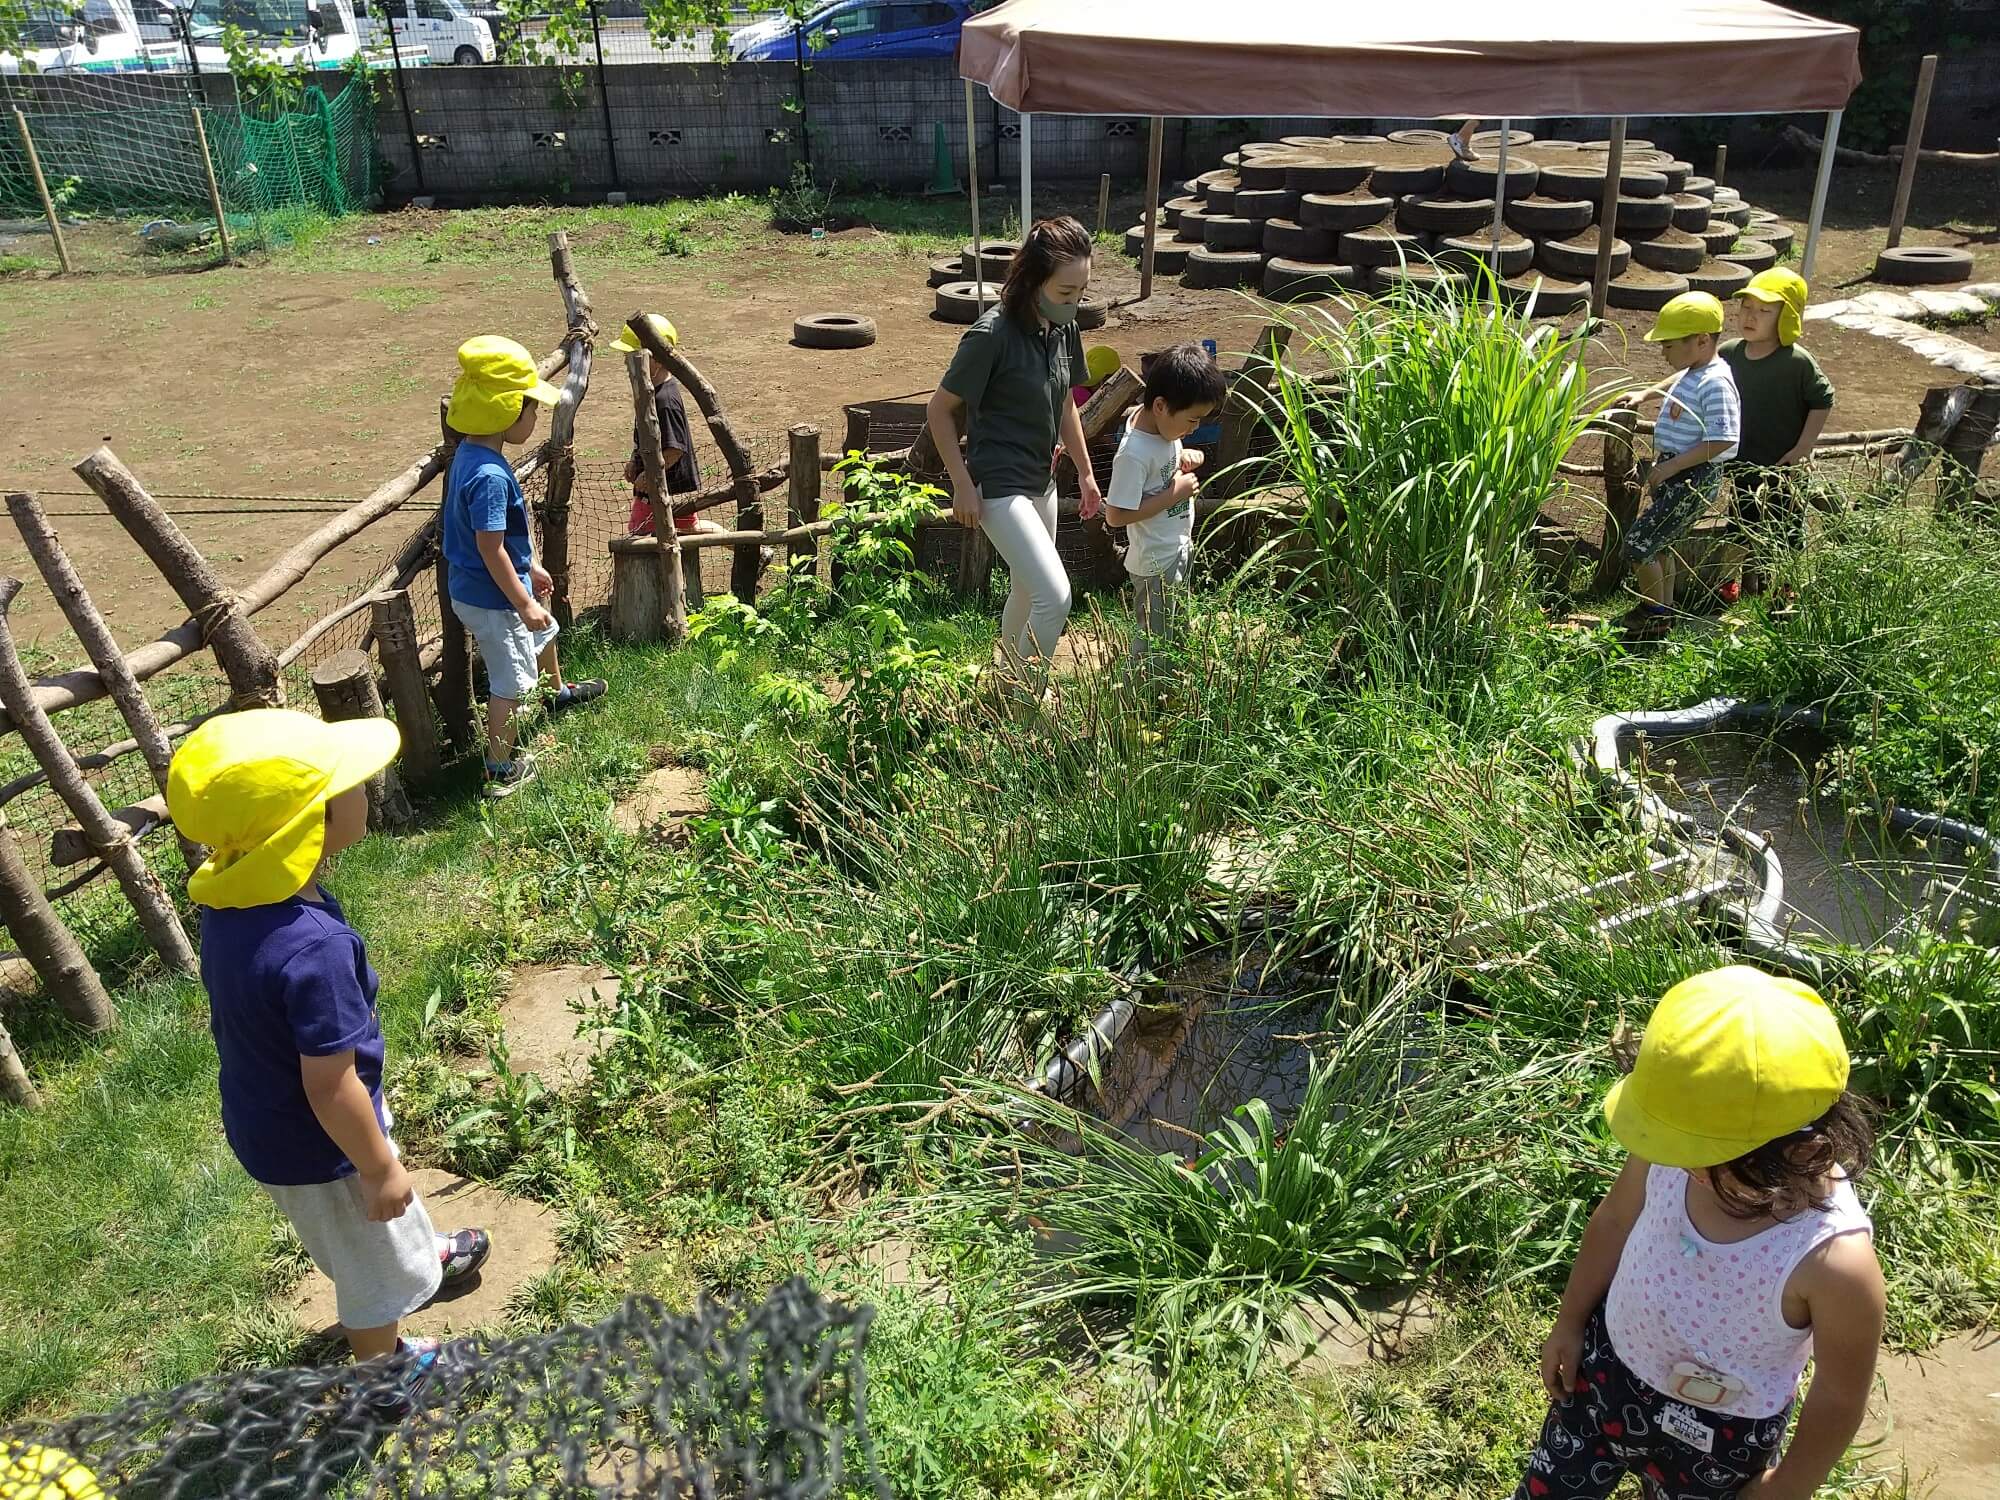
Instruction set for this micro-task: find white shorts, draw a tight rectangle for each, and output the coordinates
[260,1170,440,1331]
[450,596,559,702]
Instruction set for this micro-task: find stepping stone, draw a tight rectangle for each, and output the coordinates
[1855,1332,2000,1500]
[611,764,709,839]
[1909,288,1992,320]
[1280,1290,1439,1377]
[495,964,618,1084]
[289,1169,558,1340]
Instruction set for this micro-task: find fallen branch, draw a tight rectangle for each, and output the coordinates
[1782,123,2000,168]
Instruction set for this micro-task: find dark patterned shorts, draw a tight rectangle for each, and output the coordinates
[1513,1307,1791,1500]
[1623,461,1725,568]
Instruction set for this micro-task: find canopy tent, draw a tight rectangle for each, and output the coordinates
[954,0,1861,309]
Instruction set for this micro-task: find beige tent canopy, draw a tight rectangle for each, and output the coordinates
[955,0,1861,307]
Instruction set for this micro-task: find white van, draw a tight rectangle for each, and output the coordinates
[0,0,158,72]
[353,0,493,66]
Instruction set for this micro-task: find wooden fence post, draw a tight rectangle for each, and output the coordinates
[369,588,442,781]
[1591,408,1642,595]
[787,425,821,571]
[0,1013,38,1109]
[433,547,476,751]
[311,649,413,829]
[12,107,74,275]
[1885,54,1938,251]
[541,231,596,627]
[841,405,870,462]
[0,580,196,976]
[74,447,282,709]
[1096,172,1111,236]
[629,349,689,644]
[189,106,234,266]
[6,490,205,876]
[0,807,112,1032]
[1213,324,1292,499]
[1590,120,1629,322]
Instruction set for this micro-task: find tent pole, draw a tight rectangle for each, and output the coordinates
[1139,115,1165,302]
[965,80,985,314]
[1489,118,1510,277]
[1020,111,1033,231]
[1801,108,1840,281]
[1590,119,1627,322]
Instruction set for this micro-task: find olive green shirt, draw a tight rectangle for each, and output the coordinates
[939,307,1084,499]
[1719,338,1834,469]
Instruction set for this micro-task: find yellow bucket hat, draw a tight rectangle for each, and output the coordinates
[1643,291,1727,343]
[445,335,562,437]
[0,1440,104,1499]
[608,313,679,354]
[1737,267,1809,346]
[1603,965,1850,1169]
[167,709,401,910]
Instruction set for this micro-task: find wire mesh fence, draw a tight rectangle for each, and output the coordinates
[0,1279,886,1499]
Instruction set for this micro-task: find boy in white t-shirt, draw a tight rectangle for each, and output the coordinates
[1103,342,1228,667]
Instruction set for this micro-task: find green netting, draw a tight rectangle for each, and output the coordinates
[0,70,375,220]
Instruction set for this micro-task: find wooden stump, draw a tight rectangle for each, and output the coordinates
[0,808,112,1032]
[370,588,442,781]
[627,350,689,644]
[608,536,702,642]
[1591,409,1642,595]
[433,549,476,752]
[310,650,413,829]
[787,425,822,573]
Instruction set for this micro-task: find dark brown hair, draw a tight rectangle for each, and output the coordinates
[1708,1090,1876,1221]
[1000,216,1093,328]
[1143,341,1227,414]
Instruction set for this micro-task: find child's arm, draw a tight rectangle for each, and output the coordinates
[476,532,553,628]
[1744,1235,1885,1500]
[1540,1155,1649,1401]
[300,1050,412,1223]
[1780,407,1830,466]
[1105,472,1199,528]
[1645,438,1732,490]
[1614,378,1678,411]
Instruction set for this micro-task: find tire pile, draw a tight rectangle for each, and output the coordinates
[1126,130,1798,312]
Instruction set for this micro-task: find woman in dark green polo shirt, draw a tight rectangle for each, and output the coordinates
[926,216,1103,679]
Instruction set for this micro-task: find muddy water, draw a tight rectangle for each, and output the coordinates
[1634,728,1996,950]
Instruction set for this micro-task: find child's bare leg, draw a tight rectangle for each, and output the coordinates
[535,639,566,694]
[486,695,520,763]
[1633,558,1668,608]
[348,1320,400,1361]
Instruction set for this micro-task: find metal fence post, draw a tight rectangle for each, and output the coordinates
[381,3,427,195]
[792,19,811,173]
[590,2,621,192]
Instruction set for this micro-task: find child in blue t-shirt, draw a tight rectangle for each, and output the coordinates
[166,710,491,1376]
[442,335,606,798]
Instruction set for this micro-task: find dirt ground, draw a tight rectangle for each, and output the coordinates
[0,159,1993,653]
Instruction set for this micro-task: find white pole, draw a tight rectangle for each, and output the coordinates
[965,80,985,314]
[1020,111,1033,231]
[1801,108,1841,281]
[1489,118,1511,277]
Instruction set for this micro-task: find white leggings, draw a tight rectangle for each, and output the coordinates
[981,485,1072,663]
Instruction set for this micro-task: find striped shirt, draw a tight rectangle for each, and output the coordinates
[1654,356,1741,462]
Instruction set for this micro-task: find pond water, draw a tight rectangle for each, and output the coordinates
[1632,727,1997,950]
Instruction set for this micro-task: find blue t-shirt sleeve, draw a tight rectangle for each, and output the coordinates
[279,932,378,1059]
[462,467,515,534]
[1705,368,1741,444]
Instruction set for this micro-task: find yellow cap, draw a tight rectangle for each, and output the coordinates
[1737,267,1808,346]
[1083,344,1123,385]
[0,1440,105,1499]
[1603,966,1850,1168]
[445,335,562,436]
[1643,291,1727,343]
[608,313,679,354]
[167,709,400,910]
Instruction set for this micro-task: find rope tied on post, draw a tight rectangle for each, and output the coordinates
[193,592,250,646]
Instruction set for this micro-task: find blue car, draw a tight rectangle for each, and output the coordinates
[727,0,989,62]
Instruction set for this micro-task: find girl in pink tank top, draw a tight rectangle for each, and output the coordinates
[1513,966,1885,1500]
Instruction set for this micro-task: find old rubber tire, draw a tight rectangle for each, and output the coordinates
[1076,294,1107,332]
[1681,175,1717,200]
[1183,246,1266,290]
[1670,194,1712,233]
[926,255,965,288]
[1874,246,1974,286]
[1340,225,1432,268]
[454,45,482,66]
[1375,263,1469,298]
[1698,224,1742,256]
[1538,161,1611,196]
[1505,196,1595,238]
[1205,182,1240,214]
[1263,257,1360,302]
[1714,203,1754,229]
[1538,233,1629,282]
[1163,195,1203,227]
[1235,187,1301,220]
[1369,162,1445,197]
[1606,269,1690,311]
[1286,160,1373,194]
[1501,273,1590,316]
[1237,157,1294,189]
[1397,194,1496,235]
[1582,137,1654,151]
[794,312,878,348]
[1174,209,1215,245]
[1436,232,1534,278]
[1755,224,1796,257]
[965,238,1020,275]
[1719,240,1779,274]
[1685,260,1754,297]
[1125,225,1182,264]
[1470,127,1535,150]
[1299,191,1393,232]
[1630,229,1707,274]
[1446,156,1541,200]
[1651,161,1693,194]
[1130,240,1191,275]
[1387,128,1449,145]
[932,283,1001,325]
[1263,218,1337,259]
[1204,215,1264,252]
[1598,193,1674,233]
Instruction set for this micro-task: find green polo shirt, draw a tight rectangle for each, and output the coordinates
[1719,338,1834,468]
[939,306,1084,499]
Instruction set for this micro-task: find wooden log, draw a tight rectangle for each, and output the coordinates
[52,795,167,868]
[1096,172,1111,237]
[0,579,195,976]
[788,425,822,571]
[1782,122,1999,169]
[433,547,476,751]
[5,490,205,875]
[0,1011,38,1109]
[955,523,995,602]
[310,649,413,829]
[1056,366,1144,493]
[1591,407,1642,595]
[1214,324,1293,499]
[74,448,282,710]
[12,108,73,276]
[628,349,688,643]
[842,405,871,460]
[1885,55,1938,250]
[1139,115,1165,300]
[190,106,234,265]
[0,807,111,1031]
[540,231,596,629]
[0,706,222,811]
[1591,120,1628,322]
[370,589,442,781]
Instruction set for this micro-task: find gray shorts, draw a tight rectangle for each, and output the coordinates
[261,1171,440,1331]
[450,595,559,702]
[1128,554,1189,660]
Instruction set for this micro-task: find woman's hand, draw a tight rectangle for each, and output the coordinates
[952,479,984,529]
[1078,471,1104,521]
[1539,1320,1586,1403]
